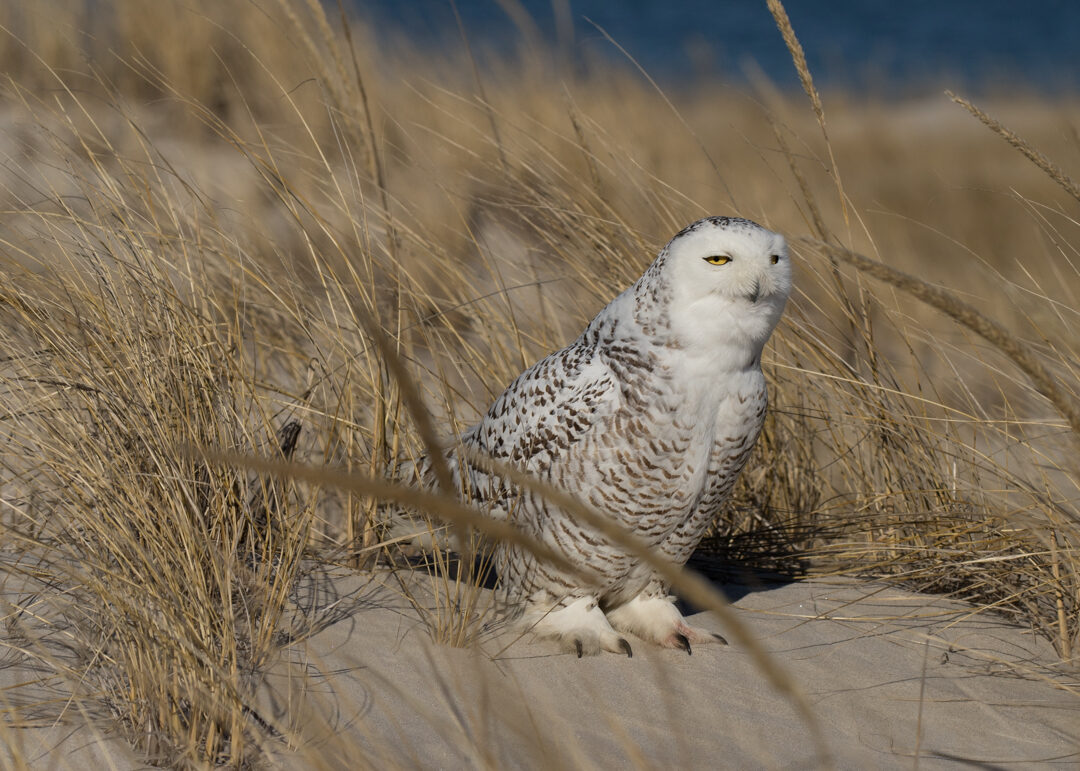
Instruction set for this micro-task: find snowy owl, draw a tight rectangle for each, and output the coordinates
[406,216,790,656]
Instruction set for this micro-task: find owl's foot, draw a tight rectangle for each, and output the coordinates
[606,594,727,654]
[524,596,634,657]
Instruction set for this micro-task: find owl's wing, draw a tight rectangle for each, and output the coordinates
[466,343,623,476]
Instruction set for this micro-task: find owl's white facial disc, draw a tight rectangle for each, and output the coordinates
[662,217,791,361]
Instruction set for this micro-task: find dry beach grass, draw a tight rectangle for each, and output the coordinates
[0,0,1078,766]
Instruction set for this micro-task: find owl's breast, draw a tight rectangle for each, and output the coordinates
[697,372,768,502]
[557,384,713,541]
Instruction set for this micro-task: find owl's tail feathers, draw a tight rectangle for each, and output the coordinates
[379,508,452,555]
[376,456,454,555]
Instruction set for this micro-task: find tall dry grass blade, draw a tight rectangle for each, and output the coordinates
[1050,532,1072,660]
[765,0,822,132]
[947,90,1080,206]
[450,0,509,170]
[767,110,862,370]
[805,238,1080,441]
[360,318,455,495]
[291,1,406,565]
[767,113,828,241]
[766,0,849,229]
[334,0,400,263]
[584,17,737,210]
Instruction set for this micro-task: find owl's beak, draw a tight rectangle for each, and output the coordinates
[746,280,761,304]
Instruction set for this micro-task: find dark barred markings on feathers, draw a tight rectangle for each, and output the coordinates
[405,217,791,657]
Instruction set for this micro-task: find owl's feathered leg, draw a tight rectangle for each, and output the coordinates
[606,589,727,654]
[521,595,634,657]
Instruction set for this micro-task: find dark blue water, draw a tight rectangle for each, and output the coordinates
[351,0,1080,94]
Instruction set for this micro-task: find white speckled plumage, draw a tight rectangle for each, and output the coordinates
[416,217,791,655]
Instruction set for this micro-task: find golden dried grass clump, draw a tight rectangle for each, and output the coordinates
[0,0,1077,766]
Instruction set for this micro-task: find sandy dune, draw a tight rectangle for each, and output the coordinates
[263,574,1079,769]
[4,573,1078,769]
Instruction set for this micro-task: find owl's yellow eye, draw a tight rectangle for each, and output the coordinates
[771,254,781,264]
[703,255,731,265]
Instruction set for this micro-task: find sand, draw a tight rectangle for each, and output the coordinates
[4,572,1078,769]
[259,574,1079,769]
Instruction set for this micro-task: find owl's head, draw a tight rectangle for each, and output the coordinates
[657,217,791,361]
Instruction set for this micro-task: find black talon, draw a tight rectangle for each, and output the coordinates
[675,632,692,655]
[619,638,633,658]
[575,639,584,658]
[713,633,729,646]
